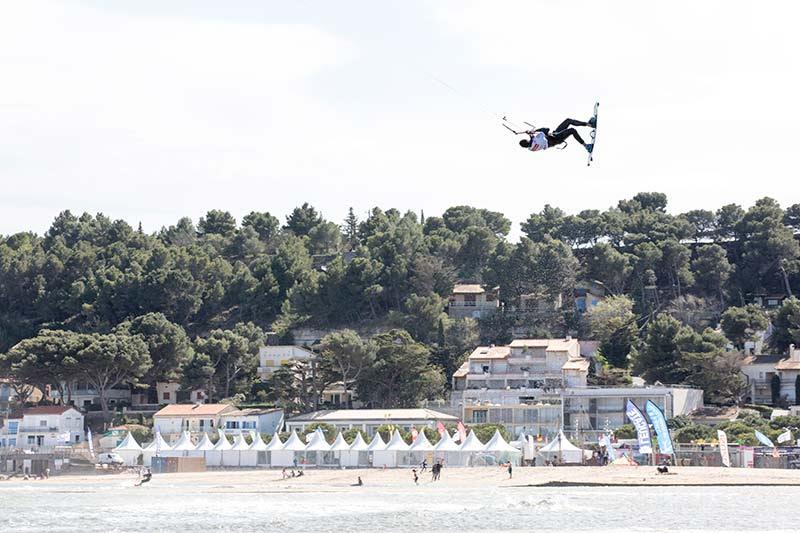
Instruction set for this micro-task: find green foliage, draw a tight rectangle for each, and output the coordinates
[468,423,511,443]
[356,329,445,408]
[770,297,800,352]
[720,305,769,350]
[587,295,637,368]
[342,427,367,444]
[613,424,636,439]
[673,423,715,443]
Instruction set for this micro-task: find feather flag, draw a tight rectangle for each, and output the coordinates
[777,429,792,443]
[625,400,652,454]
[457,421,467,443]
[755,430,775,448]
[87,428,95,457]
[436,421,446,437]
[717,430,730,467]
[411,427,419,442]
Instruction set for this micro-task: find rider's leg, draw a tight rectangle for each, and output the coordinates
[548,127,586,146]
[554,118,588,132]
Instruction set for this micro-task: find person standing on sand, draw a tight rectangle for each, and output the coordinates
[412,469,419,485]
[508,463,513,479]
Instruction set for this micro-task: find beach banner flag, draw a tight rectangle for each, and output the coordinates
[436,421,446,437]
[87,428,95,457]
[754,430,775,448]
[777,429,792,444]
[625,400,653,455]
[645,400,674,455]
[457,421,467,443]
[411,427,418,442]
[717,430,731,467]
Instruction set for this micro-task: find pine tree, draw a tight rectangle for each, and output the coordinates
[343,207,359,250]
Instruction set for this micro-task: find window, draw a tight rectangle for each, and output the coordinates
[199,419,206,428]
[8,421,18,433]
[39,420,47,427]
[28,435,36,445]
[464,294,476,307]
[472,410,488,423]
[162,392,171,400]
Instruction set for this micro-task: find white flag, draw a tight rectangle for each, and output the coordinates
[717,430,730,467]
[87,428,95,457]
[777,429,792,443]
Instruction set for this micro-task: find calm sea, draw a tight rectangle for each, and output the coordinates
[1,478,798,532]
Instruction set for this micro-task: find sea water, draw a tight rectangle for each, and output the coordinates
[1,478,799,532]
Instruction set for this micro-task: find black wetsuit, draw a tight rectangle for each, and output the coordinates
[541,118,589,146]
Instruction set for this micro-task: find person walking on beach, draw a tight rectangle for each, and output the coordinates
[412,469,419,485]
[507,462,513,479]
[421,459,427,472]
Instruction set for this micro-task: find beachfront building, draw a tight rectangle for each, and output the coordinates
[219,407,284,435]
[447,284,499,319]
[152,403,238,437]
[0,406,84,448]
[286,408,458,437]
[257,344,317,379]
[450,337,704,440]
[561,386,703,433]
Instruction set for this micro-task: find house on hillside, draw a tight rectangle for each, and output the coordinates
[574,280,606,314]
[257,345,317,379]
[0,406,84,448]
[152,404,238,436]
[447,284,499,319]
[741,345,800,405]
[219,408,284,436]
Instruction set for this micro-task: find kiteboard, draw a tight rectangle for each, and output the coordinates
[587,102,598,166]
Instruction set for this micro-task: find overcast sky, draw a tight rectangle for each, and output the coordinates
[1,1,798,237]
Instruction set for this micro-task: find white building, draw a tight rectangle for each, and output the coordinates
[219,408,284,435]
[740,345,800,405]
[0,406,84,448]
[152,404,238,437]
[450,338,704,438]
[286,408,458,437]
[452,338,587,392]
[257,345,317,379]
[49,381,130,409]
[447,284,499,319]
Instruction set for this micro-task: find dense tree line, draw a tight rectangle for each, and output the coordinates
[1,194,799,412]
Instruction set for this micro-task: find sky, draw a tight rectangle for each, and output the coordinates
[1,1,798,238]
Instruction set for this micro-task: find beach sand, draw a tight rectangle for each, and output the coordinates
[7,466,800,491]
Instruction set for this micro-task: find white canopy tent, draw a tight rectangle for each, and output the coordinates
[242,431,268,467]
[408,430,434,467]
[205,430,232,467]
[262,431,284,467]
[303,428,333,467]
[223,434,251,466]
[272,430,306,467]
[164,431,195,457]
[457,431,485,467]
[347,433,370,467]
[374,430,410,468]
[190,433,215,458]
[538,431,584,465]
[329,432,352,467]
[433,430,461,466]
[142,432,172,467]
[113,432,142,466]
[482,430,522,466]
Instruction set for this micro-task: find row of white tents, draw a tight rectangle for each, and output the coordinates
[114,427,525,468]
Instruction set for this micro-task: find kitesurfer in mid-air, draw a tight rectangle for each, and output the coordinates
[518,116,596,153]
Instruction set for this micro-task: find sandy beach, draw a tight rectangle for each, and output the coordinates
[7,466,800,491]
